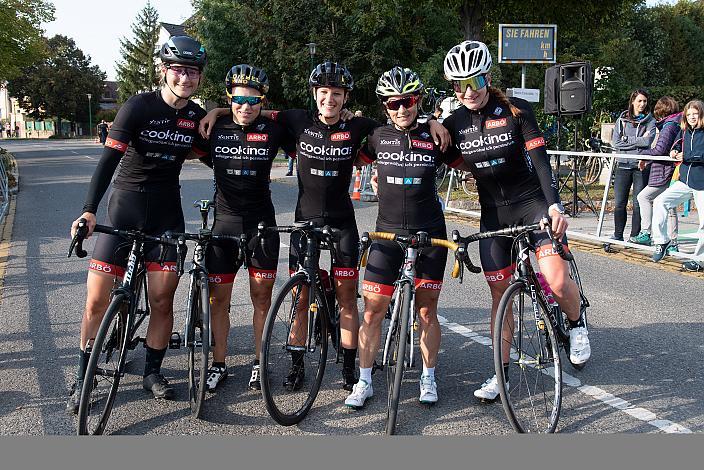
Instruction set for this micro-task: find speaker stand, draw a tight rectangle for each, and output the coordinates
[558,120,598,217]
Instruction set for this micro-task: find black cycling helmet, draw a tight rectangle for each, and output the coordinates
[309,61,354,90]
[159,35,207,70]
[226,64,270,96]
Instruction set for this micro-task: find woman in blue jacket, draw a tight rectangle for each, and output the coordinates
[611,89,656,243]
[651,100,704,271]
[631,96,681,249]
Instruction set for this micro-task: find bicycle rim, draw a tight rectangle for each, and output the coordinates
[77,293,130,435]
[386,283,411,435]
[188,272,210,418]
[494,281,562,433]
[260,273,327,426]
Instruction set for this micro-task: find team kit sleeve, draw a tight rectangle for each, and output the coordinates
[81,96,141,214]
[357,128,378,165]
[515,100,561,206]
[191,108,210,158]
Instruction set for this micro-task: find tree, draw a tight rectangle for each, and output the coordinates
[0,0,55,82]
[115,2,161,103]
[7,35,106,135]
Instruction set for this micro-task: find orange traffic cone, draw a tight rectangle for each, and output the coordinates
[351,168,362,200]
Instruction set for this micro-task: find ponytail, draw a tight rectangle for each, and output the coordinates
[488,87,521,117]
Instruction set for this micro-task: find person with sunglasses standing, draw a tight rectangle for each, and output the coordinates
[441,41,591,402]
[344,67,464,408]
[199,64,296,392]
[200,61,450,392]
[66,36,209,413]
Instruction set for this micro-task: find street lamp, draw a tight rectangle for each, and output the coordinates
[306,42,316,113]
[87,93,92,138]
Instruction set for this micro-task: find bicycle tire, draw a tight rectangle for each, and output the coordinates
[578,156,603,185]
[260,273,328,426]
[385,283,411,435]
[460,171,478,198]
[494,281,562,433]
[77,292,130,435]
[187,271,210,418]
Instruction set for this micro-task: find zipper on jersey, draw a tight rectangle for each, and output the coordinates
[480,110,509,205]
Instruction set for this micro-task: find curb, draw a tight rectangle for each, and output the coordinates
[0,196,16,307]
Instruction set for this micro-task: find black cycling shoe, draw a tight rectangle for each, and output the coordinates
[248,364,261,391]
[283,363,305,391]
[66,380,83,415]
[342,367,358,391]
[143,373,175,400]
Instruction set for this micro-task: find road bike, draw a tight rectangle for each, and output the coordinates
[69,221,181,435]
[359,231,478,434]
[453,222,589,433]
[259,221,342,425]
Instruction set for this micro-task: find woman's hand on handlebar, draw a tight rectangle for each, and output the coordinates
[546,208,569,239]
[71,212,96,238]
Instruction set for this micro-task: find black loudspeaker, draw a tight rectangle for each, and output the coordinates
[544,62,593,116]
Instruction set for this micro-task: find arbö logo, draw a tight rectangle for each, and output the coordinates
[247,133,268,142]
[411,139,433,150]
[330,131,350,141]
[177,119,196,129]
[485,118,507,129]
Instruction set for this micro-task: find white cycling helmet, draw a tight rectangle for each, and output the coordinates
[443,40,492,80]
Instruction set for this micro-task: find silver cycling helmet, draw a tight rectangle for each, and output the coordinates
[375,66,424,98]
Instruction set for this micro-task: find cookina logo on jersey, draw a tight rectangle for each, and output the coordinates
[458,132,513,150]
[246,133,268,142]
[330,131,351,141]
[214,146,269,157]
[140,129,193,143]
[377,151,433,163]
[300,142,352,156]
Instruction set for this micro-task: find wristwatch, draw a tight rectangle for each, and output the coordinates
[549,203,566,215]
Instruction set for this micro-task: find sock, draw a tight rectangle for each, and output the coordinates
[359,367,372,384]
[342,347,357,370]
[143,346,167,377]
[503,364,510,380]
[291,350,304,366]
[76,348,90,382]
[568,317,584,329]
[211,361,226,370]
[422,365,435,381]
[253,359,260,366]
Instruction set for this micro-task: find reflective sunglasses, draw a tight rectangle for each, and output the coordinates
[231,95,265,106]
[384,94,421,111]
[165,64,201,79]
[451,75,488,93]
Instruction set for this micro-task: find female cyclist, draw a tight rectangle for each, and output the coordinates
[441,41,591,401]
[344,67,462,408]
[200,64,295,392]
[67,36,209,413]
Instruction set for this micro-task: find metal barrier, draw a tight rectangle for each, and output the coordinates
[443,150,702,263]
[0,150,11,223]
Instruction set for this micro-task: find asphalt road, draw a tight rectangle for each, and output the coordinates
[0,139,702,435]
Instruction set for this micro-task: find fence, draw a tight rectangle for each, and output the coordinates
[0,150,11,223]
[443,150,701,264]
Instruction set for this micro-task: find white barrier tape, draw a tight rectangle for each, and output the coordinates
[547,149,676,162]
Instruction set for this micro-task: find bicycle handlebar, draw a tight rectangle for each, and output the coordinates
[357,231,466,281]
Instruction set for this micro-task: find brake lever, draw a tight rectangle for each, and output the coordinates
[68,218,89,258]
[175,236,187,276]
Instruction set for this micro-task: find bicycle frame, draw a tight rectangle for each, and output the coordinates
[382,245,418,370]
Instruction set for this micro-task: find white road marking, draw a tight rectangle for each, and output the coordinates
[438,315,692,434]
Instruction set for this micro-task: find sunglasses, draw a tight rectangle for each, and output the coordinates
[451,75,488,93]
[231,95,265,106]
[165,64,201,79]
[384,94,421,111]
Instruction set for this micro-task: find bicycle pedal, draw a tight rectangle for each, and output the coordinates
[371,360,383,375]
[169,332,182,349]
[128,337,146,350]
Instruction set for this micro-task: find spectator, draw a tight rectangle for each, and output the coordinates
[4,122,10,138]
[14,124,20,138]
[97,120,109,144]
[611,88,656,243]
[652,99,704,271]
[631,96,681,250]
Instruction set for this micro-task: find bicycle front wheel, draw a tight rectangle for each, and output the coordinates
[494,281,562,433]
[260,273,328,426]
[385,283,411,435]
[187,271,210,418]
[77,293,130,435]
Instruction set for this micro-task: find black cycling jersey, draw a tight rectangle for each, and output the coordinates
[207,114,296,217]
[359,122,461,230]
[443,95,560,208]
[106,90,208,192]
[271,109,379,220]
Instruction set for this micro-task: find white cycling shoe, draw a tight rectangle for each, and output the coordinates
[473,375,507,402]
[345,379,373,409]
[419,375,438,404]
[569,326,591,365]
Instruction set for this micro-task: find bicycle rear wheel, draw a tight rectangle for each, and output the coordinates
[260,273,328,426]
[385,283,411,435]
[494,281,562,433]
[77,293,130,435]
[187,271,210,418]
